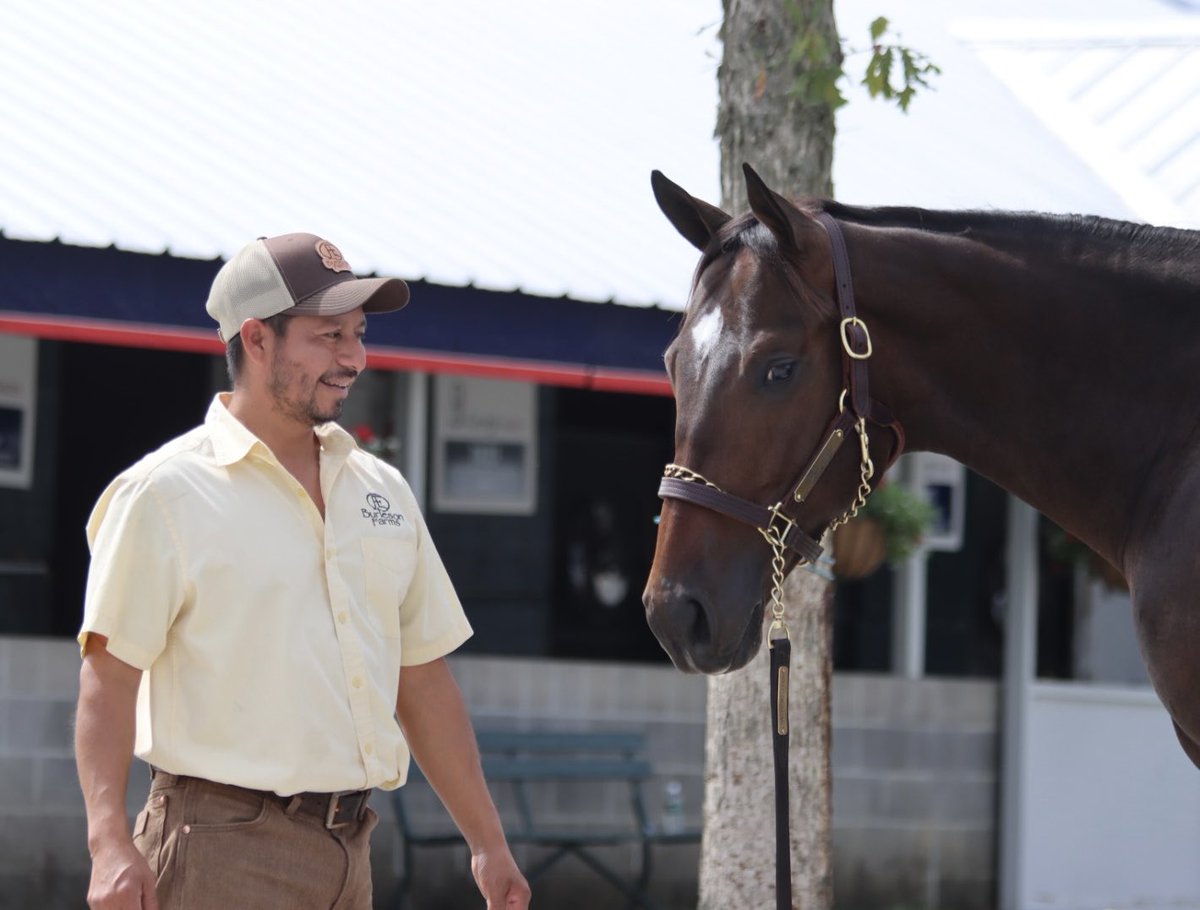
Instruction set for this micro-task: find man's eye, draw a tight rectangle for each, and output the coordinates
[766,361,795,383]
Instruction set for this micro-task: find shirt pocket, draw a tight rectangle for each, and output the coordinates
[361,534,417,640]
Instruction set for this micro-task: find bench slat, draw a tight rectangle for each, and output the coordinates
[482,757,653,781]
[475,730,645,754]
[393,728,698,910]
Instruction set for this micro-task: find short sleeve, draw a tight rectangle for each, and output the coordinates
[79,475,186,669]
[397,510,473,666]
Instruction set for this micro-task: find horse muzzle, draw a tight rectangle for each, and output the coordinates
[642,580,764,674]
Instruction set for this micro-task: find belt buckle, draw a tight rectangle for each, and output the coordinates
[325,792,354,829]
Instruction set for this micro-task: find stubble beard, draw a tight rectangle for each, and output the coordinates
[268,354,345,426]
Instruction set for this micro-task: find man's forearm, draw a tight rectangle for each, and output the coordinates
[76,644,140,854]
[395,658,507,853]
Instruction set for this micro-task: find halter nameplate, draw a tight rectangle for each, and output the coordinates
[793,415,853,503]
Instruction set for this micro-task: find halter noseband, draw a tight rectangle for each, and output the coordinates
[656,212,906,581]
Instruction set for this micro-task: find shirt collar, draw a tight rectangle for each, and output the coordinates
[207,393,262,466]
[207,393,358,467]
[315,418,356,461]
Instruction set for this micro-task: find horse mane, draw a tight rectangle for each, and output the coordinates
[696,200,1200,324]
[704,201,1200,294]
[819,200,1200,262]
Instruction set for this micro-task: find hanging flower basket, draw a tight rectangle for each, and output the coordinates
[832,481,935,581]
[832,516,888,579]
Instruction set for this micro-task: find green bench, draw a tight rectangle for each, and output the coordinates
[389,729,700,909]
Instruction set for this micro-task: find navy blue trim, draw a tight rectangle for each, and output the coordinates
[0,237,681,374]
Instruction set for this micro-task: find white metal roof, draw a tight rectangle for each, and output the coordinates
[0,0,1196,312]
[957,18,1200,228]
[832,0,1200,227]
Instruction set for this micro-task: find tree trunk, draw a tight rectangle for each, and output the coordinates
[700,1,840,908]
[699,571,833,909]
[716,0,840,205]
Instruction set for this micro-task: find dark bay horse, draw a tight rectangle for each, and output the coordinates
[643,164,1200,769]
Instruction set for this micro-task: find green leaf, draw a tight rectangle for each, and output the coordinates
[863,46,894,99]
[781,15,938,114]
[858,483,936,564]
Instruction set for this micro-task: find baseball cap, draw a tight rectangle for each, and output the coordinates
[205,232,410,343]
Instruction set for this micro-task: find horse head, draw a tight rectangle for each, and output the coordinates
[643,164,899,674]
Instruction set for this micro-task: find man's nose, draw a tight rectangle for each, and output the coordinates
[341,337,367,372]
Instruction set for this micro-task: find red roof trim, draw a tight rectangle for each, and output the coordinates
[0,311,672,396]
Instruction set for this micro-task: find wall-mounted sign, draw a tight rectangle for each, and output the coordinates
[913,452,966,552]
[433,375,536,515]
[0,335,37,490]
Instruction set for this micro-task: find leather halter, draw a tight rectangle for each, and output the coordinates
[656,212,906,565]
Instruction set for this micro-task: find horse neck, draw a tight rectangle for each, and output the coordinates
[847,215,1200,565]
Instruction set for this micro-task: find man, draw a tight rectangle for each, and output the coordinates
[75,233,530,909]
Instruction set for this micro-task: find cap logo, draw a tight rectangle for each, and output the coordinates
[315,239,351,273]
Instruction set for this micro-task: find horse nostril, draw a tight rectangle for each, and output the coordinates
[684,596,712,649]
[645,582,714,665]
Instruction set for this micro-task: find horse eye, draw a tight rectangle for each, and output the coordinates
[766,361,796,383]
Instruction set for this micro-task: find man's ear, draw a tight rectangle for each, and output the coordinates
[238,319,272,366]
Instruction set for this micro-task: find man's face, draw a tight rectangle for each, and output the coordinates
[266,309,368,425]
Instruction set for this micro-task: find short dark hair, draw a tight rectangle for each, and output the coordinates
[224,312,293,385]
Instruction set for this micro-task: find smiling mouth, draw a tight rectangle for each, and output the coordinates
[320,376,356,391]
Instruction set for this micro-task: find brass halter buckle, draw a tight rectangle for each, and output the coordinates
[840,316,873,360]
[759,504,797,555]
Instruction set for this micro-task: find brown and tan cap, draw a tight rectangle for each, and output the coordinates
[205,233,410,343]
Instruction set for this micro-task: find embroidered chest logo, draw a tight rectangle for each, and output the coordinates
[362,492,405,527]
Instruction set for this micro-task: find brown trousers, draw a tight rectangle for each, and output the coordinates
[132,771,377,909]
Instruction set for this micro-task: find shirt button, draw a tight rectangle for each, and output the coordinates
[338,612,348,624]
[364,743,374,755]
[352,676,363,689]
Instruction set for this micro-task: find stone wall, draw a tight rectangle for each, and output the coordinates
[0,635,93,906]
[832,674,999,910]
[0,636,999,910]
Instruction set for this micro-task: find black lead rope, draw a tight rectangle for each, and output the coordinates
[769,633,792,909]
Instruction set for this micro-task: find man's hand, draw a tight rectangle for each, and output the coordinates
[87,840,159,909]
[471,846,531,909]
[398,659,531,907]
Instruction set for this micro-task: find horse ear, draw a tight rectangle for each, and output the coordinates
[651,170,731,252]
[742,163,800,248]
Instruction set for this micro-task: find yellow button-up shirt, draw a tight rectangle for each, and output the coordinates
[79,394,472,795]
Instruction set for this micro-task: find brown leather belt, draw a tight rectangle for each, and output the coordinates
[150,767,371,830]
[290,788,372,829]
